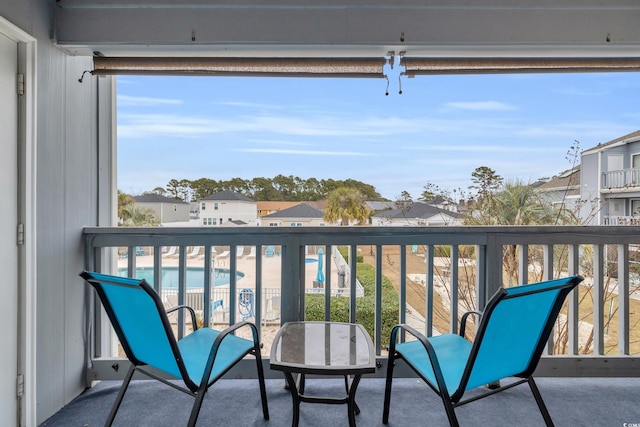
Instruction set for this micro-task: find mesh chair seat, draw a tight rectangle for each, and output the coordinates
[383,275,584,427]
[80,270,269,427]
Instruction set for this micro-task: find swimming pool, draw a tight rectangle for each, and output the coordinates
[118,266,244,289]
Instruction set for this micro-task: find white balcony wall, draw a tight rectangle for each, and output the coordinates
[0,1,105,425]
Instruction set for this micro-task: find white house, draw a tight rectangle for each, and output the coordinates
[371,202,462,226]
[133,193,190,223]
[581,130,640,225]
[260,203,328,227]
[198,190,257,226]
[534,166,581,215]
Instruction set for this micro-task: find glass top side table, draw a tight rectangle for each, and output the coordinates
[270,321,375,426]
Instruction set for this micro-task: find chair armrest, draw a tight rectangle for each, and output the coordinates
[460,310,483,339]
[166,305,198,331]
[198,321,260,387]
[388,323,451,396]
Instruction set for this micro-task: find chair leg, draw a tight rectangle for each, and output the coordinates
[187,388,207,427]
[528,377,555,427]
[254,347,270,420]
[440,395,460,427]
[105,364,136,426]
[382,354,396,424]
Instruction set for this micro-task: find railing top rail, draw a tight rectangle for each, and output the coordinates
[83,225,640,247]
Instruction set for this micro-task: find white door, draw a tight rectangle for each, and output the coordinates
[0,31,19,425]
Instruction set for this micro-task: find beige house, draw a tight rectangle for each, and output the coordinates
[256,200,301,217]
[198,190,257,226]
[133,194,190,224]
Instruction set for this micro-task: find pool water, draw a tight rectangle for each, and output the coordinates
[118,266,244,289]
[305,258,318,263]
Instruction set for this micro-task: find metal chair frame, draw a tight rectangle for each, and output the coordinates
[383,275,584,427]
[80,271,269,426]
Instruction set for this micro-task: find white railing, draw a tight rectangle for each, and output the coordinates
[83,225,640,379]
[603,216,640,226]
[602,168,640,189]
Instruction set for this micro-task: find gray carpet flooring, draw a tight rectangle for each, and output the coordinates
[41,377,640,426]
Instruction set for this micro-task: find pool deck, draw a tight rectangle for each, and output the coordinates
[118,247,338,293]
[117,247,342,354]
[117,246,426,354]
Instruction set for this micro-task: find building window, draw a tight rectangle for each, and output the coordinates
[632,200,640,216]
[269,222,278,227]
[212,218,217,225]
[290,222,302,227]
[201,202,206,210]
[173,204,177,211]
[214,202,219,210]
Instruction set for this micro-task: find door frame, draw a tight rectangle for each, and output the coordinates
[0,15,37,427]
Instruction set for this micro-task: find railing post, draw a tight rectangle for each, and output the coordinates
[568,244,580,355]
[280,236,302,322]
[449,245,459,334]
[476,244,487,312]
[349,245,357,323]
[399,244,407,341]
[593,244,605,355]
[375,244,382,355]
[177,246,187,339]
[425,245,434,337]
[618,244,630,355]
[483,235,502,309]
[518,244,528,285]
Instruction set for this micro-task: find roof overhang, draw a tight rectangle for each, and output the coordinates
[55,1,640,59]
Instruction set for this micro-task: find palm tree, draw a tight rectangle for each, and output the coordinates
[119,205,160,227]
[323,187,369,226]
[464,180,566,283]
[117,190,135,224]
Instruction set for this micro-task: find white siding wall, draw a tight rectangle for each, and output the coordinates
[0,2,101,424]
[201,200,257,225]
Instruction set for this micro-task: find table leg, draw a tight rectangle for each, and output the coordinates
[344,375,360,414]
[283,371,300,427]
[347,375,363,427]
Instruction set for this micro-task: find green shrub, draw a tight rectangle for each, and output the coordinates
[305,258,399,348]
[337,246,364,264]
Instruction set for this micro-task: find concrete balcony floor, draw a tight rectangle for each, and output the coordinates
[42,377,640,426]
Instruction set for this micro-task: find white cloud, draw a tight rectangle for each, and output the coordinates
[118,95,183,106]
[445,101,517,111]
[236,148,378,156]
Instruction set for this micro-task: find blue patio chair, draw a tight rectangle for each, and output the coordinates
[383,275,584,427]
[239,288,255,321]
[265,245,275,257]
[80,271,269,427]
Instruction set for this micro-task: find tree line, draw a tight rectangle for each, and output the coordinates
[148,175,384,202]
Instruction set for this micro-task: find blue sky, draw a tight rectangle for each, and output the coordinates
[117,69,640,201]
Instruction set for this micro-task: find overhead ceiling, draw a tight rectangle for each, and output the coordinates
[55,1,640,59]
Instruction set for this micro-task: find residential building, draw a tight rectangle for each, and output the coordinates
[535,166,581,216]
[371,202,462,226]
[581,130,640,225]
[132,194,190,224]
[198,190,257,226]
[260,203,328,227]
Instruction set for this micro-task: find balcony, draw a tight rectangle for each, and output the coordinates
[83,225,640,382]
[602,168,640,190]
[603,216,640,226]
[44,376,640,425]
